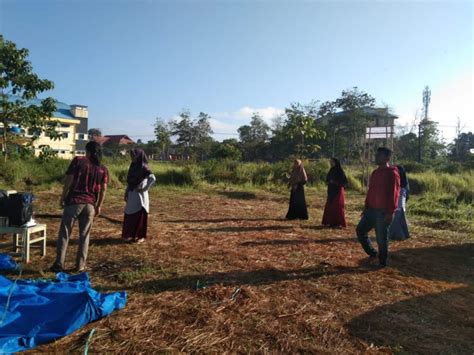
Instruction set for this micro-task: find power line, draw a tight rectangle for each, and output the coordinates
[122,132,240,138]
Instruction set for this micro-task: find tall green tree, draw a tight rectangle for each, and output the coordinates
[194,112,214,159]
[281,102,325,158]
[170,110,194,154]
[238,113,270,160]
[318,87,376,162]
[153,117,171,158]
[0,35,57,161]
[418,119,445,162]
[449,131,473,162]
[194,112,213,140]
[170,110,214,159]
[238,113,270,144]
[335,87,376,111]
[394,132,419,161]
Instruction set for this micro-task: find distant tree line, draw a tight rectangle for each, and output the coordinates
[134,87,472,168]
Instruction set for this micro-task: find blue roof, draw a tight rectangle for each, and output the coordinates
[6,95,77,120]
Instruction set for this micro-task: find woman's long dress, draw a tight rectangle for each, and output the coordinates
[122,174,156,241]
[286,183,308,220]
[322,183,346,227]
[388,187,410,240]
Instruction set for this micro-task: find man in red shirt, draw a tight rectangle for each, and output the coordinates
[50,141,109,272]
[356,147,400,267]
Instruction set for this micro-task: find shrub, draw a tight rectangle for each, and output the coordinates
[408,171,472,199]
[1,157,470,201]
[0,157,70,188]
[434,162,463,174]
[457,188,474,204]
[346,174,363,193]
[400,161,426,173]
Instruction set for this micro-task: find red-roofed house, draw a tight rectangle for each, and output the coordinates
[93,135,135,146]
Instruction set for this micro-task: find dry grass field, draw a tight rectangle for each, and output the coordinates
[5,186,473,353]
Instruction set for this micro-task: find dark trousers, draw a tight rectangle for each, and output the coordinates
[356,208,389,265]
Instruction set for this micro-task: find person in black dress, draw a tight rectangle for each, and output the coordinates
[286,159,309,220]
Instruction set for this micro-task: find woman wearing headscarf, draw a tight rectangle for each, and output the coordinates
[122,148,156,243]
[322,158,348,228]
[388,165,410,240]
[286,159,309,220]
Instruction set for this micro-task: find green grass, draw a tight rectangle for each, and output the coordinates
[408,192,473,234]
[1,157,472,235]
[409,171,473,196]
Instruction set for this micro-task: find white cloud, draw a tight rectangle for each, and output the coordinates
[210,106,285,141]
[208,118,241,139]
[102,107,286,142]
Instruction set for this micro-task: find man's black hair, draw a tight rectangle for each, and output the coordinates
[85,141,103,166]
[376,146,392,158]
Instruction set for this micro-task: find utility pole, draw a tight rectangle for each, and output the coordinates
[455,117,464,160]
[418,120,422,162]
[418,86,431,162]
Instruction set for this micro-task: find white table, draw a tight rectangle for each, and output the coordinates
[0,224,47,263]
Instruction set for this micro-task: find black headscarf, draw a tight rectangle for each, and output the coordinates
[396,165,408,189]
[326,158,348,202]
[127,148,152,190]
[85,141,102,167]
[396,165,409,200]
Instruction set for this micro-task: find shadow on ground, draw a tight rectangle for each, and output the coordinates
[187,225,294,233]
[133,264,372,294]
[240,237,356,247]
[347,286,474,353]
[163,217,284,223]
[387,243,474,284]
[347,243,474,352]
[217,191,257,200]
[36,213,122,225]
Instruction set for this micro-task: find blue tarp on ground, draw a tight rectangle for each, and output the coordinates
[0,272,127,353]
[0,255,17,271]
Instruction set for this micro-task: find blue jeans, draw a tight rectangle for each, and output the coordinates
[356,208,389,265]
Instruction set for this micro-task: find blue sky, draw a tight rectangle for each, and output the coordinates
[1,0,472,142]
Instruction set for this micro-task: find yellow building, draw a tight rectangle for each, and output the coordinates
[2,98,89,159]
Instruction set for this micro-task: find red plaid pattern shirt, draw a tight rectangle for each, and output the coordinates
[65,157,109,206]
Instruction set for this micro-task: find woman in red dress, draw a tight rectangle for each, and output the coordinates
[322,158,348,228]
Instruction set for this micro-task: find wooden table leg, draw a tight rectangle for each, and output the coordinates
[12,233,18,252]
[42,228,47,257]
[24,229,30,264]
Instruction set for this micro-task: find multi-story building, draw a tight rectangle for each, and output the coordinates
[2,97,89,158]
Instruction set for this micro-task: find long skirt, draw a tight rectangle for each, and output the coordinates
[388,188,410,240]
[286,184,308,220]
[122,208,148,241]
[322,187,346,227]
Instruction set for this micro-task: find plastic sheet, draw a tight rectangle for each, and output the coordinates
[0,272,126,353]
